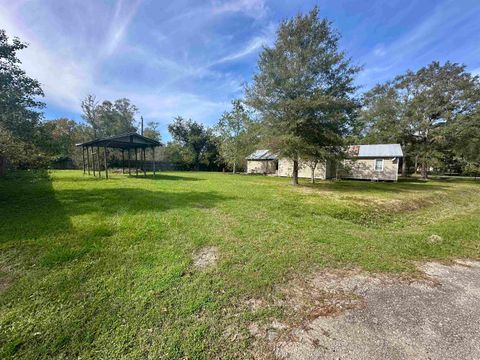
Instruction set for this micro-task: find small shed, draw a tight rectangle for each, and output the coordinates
[76,132,161,179]
[246,150,278,174]
[343,144,403,181]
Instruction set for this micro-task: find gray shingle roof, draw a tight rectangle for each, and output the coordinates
[349,144,403,158]
[246,149,278,160]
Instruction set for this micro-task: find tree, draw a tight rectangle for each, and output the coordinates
[450,106,480,177]
[201,132,223,171]
[0,127,28,175]
[361,62,480,179]
[168,117,211,170]
[143,121,161,141]
[0,29,45,174]
[39,118,77,157]
[301,144,344,183]
[111,98,138,135]
[81,94,99,138]
[81,96,138,138]
[245,7,360,185]
[360,83,414,176]
[215,100,255,173]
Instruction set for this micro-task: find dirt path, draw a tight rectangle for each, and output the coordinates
[254,260,480,359]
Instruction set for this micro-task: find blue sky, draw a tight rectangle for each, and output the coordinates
[1,0,480,139]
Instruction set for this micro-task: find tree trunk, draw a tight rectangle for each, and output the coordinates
[194,154,200,171]
[292,159,299,185]
[401,156,407,177]
[311,167,315,184]
[233,162,236,174]
[421,160,428,180]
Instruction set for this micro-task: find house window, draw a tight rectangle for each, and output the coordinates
[375,159,384,171]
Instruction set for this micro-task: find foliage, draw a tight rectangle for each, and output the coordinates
[450,106,480,176]
[245,7,360,184]
[0,126,29,170]
[80,94,100,137]
[214,100,256,173]
[143,121,162,141]
[80,95,138,138]
[97,98,138,137]
[360,61,480,178]
[0,29,45,140]
[0,29,45,172]
[37,118,92,167]
[168,116,213,170]
[39,118,78,158]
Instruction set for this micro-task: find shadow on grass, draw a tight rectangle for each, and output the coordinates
[55,187,230,217]
[0,170,74,244]
[140,173,204,181]
[56,172,203,182]
[301,178,449,193]
[0,171,228,244]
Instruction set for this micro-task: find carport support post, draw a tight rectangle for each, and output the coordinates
[135,148,138,177]
[121,149,125,174]
[143,148,146,177]
[92,146,96,177]
[152,146,156,177]
[104,145,108,179]
[86,146,91,175]
[97,146,101,178]
[128,149,131,175]
[82,146,86,174]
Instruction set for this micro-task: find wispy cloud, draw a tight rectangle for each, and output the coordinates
[357,0,480,87]
[1,0,479,137]
[0,2,94,111]
[104,0,143,56]
[211,0,267,19]
[213,23,275,64]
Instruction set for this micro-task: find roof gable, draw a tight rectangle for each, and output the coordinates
[349,144,403,158]
[246,149,278,160]
[76,132,162,149]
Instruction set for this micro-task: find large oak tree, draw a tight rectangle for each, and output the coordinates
[0,29,45,174]
[361,61,480,178]
[245,7,360,185]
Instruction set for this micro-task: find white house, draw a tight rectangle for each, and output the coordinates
[246,144,403,181]
[341,144,403,181]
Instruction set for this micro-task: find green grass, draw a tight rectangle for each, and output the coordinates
[1,170,479,358]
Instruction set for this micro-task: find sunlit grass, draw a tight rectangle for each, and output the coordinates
[1,170,479,358]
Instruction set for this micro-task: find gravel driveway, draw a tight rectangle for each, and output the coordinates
[272,260,480,360]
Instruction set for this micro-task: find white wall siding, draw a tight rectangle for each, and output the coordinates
[246,160,277,174]
[342,158,399,181]
[277,158,327,179]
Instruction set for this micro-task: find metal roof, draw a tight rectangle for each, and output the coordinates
[349,144,403,158]
[76,132,162,149]
[246,149,278,160]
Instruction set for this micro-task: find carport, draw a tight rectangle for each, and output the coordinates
[76,133,162,179]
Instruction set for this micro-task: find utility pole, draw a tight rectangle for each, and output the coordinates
[141,116,144,136]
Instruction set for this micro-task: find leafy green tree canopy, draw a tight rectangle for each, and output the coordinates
[0,29,45,138]
[215,100,256,173]
[168,116,211,170]
[360,61,480,178]
[245,7,360,184]
[0,29,45,173]
[80,95,138,138]
[143,121,162,142]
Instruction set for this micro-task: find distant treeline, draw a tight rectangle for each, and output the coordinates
[1,7,479,179]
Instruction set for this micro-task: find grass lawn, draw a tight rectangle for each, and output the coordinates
[1,170,479,358]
